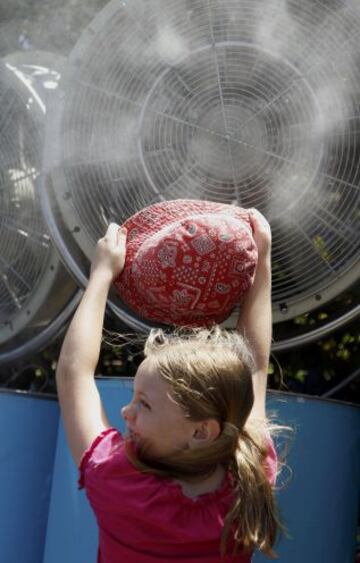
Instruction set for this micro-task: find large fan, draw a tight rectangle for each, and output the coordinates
[41,0,360,349]
[0,55,80,365]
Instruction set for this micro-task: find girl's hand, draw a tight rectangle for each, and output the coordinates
[90,223,127,283]
[248,208,271,257]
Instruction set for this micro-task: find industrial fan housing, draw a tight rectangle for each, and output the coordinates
[41,0,360,349]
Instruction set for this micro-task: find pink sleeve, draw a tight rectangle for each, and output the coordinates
[263,436,278,485]
[78,427,123,489]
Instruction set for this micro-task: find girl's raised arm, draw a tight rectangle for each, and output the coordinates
[236,209,272,421]
[56,224,127,466]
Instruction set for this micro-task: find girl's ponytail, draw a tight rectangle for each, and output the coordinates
[221,426,281,558]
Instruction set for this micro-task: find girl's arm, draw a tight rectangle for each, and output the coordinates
[56,224,127,466]
[236,209,272,420]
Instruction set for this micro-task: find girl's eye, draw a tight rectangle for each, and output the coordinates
[140,399,151,410]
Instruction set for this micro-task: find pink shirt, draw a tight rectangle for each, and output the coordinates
[79,428,277,562]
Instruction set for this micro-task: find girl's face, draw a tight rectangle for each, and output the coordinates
[121,358,196,459]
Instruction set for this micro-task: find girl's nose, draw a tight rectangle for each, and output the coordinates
[121,403,135,422]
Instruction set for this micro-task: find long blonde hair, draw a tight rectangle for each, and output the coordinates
[127,326,285,558]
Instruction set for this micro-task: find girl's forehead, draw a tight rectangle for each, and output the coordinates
[134,359,183,412]
[134,358,166,392]
[135,357,158,379]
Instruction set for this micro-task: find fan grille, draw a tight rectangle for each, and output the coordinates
[45,0,360,331]
[0,62,52,329]
[0,55,80,362]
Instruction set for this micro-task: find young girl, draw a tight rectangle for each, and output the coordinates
[56,208,281,562]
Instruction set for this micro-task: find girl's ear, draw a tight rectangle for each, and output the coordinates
[190,419,221,447]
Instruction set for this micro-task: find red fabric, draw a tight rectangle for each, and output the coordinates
[115,200,258,326]
[79,427,278,563]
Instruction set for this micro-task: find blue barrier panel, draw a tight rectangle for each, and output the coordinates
[254,394,360,563]
[0,390,59,563]
[44,378,360,563]
[43,378,133,563]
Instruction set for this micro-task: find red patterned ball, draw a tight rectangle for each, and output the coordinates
[114,200,258,327]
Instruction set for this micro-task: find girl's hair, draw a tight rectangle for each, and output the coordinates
[127,326,285,558]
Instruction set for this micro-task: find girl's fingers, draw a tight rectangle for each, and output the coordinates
[248,208,260,232]
[116,226,127,246]
[117,226,127,237]
[106,222,121,241]
[103,223,127,248]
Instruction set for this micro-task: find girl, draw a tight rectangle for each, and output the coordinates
[56,208,282,562]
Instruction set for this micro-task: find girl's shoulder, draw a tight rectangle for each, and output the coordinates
[78,427,235,506]
[78,427,127,489]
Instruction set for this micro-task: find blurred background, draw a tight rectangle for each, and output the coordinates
[0,0,358,404]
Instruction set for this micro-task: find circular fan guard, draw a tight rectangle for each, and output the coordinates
[42,0,360,348]
[0,56,80,365]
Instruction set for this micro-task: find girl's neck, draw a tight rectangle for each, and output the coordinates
[175,464,226,499]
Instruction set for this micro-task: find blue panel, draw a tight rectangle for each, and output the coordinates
[0,391,59,563]
[254,395,360,563]
[43,378,133,563]
[44,379,360,563]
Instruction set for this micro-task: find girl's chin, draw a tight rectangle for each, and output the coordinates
[132,437,159,460]
[128,430,140,444]
[128,432,153,456]
[125,430,166,460]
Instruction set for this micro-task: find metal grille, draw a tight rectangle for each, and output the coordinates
[42,0,360,345]
[0,56,80,364]
[0,62,49,331]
